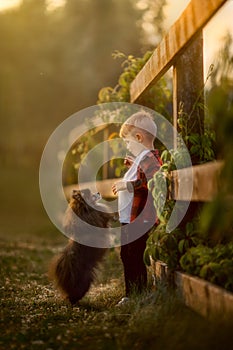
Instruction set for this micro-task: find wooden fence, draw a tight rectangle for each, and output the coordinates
[130,0,232,318]
[130,0,228,202]
[66,0,229,201]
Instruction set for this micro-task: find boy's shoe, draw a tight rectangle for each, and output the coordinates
[116,297,130,306]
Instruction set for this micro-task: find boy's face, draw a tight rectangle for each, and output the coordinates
[124,132,145,157]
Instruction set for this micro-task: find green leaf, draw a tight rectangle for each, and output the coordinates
[151,245,160,261]
[186,222,194,236]
[188,133,200,144]
[148,178,154,191]
[178,239,185,253]
[143,247,151,266]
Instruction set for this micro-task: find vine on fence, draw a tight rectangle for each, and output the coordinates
[144,34,233,292]
[143,64,217,271]
[180,34,233,291]
[177,63,216,164]
[144,148,204,270]
[98,50,172,120]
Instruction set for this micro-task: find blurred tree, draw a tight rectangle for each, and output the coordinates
[0,0,166,166]
[135,0,167,47]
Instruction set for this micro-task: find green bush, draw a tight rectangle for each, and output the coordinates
[180,243,233,291]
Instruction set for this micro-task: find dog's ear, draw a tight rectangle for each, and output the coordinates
[72,189,79,200]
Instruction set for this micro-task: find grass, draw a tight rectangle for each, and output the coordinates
[1,165,233,349]
[1,234,233,350]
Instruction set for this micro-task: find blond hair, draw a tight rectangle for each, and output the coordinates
[120,111,157,140]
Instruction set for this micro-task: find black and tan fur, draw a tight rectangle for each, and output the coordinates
[49,189,111,304]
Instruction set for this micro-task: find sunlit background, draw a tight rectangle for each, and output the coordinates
[0,0,232,236]
[0,0,232,90]
[1,0,233,59]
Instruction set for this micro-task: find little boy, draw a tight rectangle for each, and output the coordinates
[112,111,162,305]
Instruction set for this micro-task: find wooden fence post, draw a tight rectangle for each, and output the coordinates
[173,30,205,227]
[173,31,204,160]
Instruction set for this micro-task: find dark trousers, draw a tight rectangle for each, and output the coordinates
[120,223,150,297]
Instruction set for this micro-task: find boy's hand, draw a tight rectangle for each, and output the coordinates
[112,181,127,195]
[124,155,135,168]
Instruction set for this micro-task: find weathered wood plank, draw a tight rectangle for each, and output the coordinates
[173,31,204,158]
[64,161,223,202]
[152,260,233,319]
[175,271,233,319]
[171,161,223,201]
[130,0,228,102]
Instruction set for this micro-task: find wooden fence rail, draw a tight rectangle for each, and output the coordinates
[171,161,224,201]
[130,0,228,102]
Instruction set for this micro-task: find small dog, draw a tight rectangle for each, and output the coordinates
[49,189,111,304]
